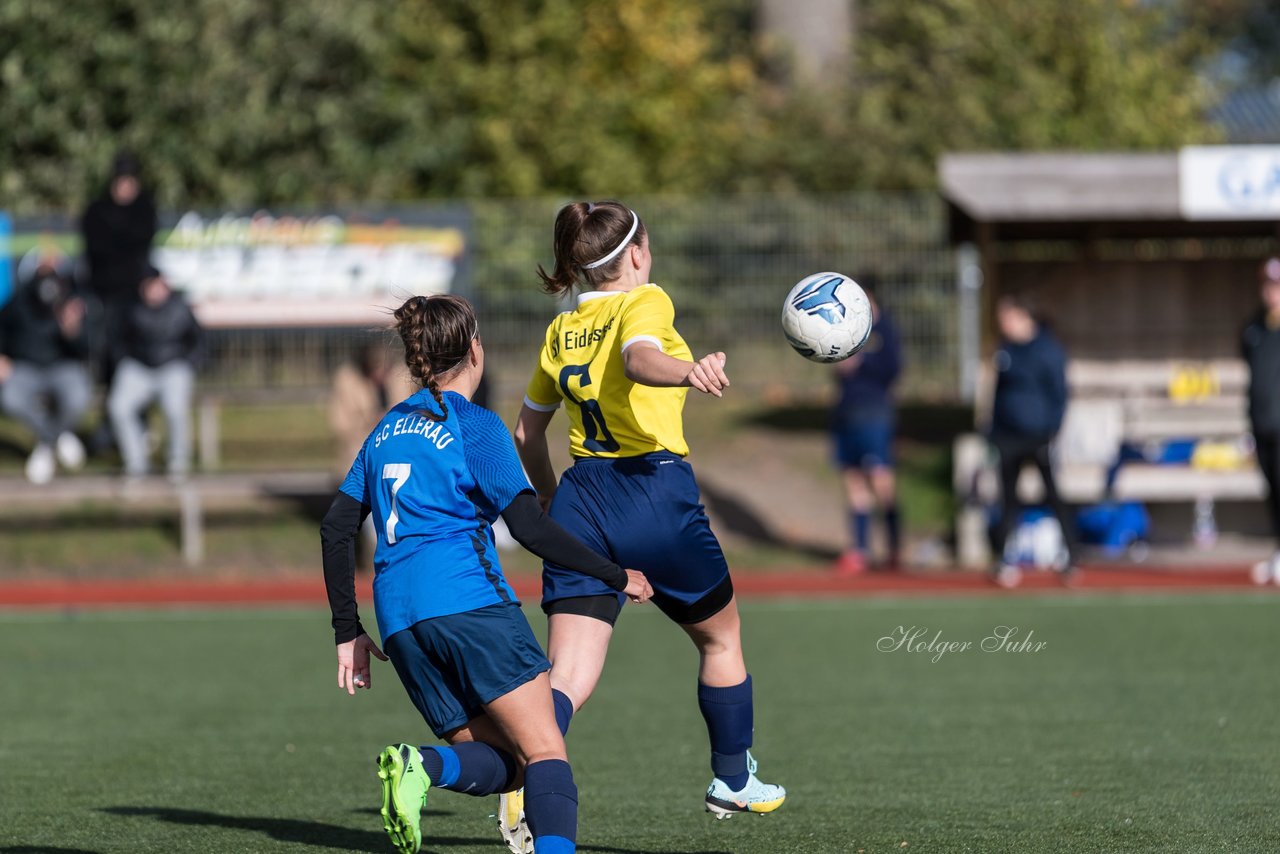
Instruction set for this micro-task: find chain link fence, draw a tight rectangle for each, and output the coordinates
[446,192,955,399]
[143,192,960,399]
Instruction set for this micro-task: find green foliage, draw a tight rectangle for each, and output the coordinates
[761,0,1222,190]
[0,0,396,211]
[0,0,1227,212]
[377,1,760,198]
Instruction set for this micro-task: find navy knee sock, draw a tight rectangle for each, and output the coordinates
[851,511,871,553]
[523,758,577,853]
[884,504,901,557]
[417,743,518,796]
[697,675,753,791]
[552,689,575,736]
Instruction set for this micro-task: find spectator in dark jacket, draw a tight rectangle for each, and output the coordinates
[80,151,158,454]
[1245,257,1280,584]
[0,257,92,484]
[988,294,1076,587]
[107,267,203,480]
[81,151,157,306]
[830,285,903,574]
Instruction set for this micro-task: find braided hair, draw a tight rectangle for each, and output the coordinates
[392,294,479,421]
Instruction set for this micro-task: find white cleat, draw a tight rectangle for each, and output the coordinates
[497,789,533,854]
[704,753,786,820]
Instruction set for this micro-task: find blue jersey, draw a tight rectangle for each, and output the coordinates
[340,390,533,639]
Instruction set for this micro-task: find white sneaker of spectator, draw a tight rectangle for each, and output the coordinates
[25,444,55,485]
[55,432,86,470]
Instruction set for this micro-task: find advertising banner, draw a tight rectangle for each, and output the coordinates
[7,205,470,327]
[1179,146,1280,221]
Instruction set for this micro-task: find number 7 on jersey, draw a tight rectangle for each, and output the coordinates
[382,463,411,544]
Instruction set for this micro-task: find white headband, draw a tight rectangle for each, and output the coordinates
[582,210,639,270]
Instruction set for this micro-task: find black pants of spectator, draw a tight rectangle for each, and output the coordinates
[990,433,1077,567]
[87,298,127,455]
[1255,431,1280,546]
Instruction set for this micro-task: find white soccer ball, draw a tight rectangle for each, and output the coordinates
[780,272,873,363]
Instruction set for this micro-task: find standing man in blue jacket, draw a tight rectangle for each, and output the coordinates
[988,294,1076,587]
[831,282,903,575]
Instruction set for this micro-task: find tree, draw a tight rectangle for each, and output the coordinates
[747,0,1220,190]
[0,0,1230,211]
[373,0,760,198]
[0,0,763,212]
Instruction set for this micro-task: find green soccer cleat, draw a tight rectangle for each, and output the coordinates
[376,744,432,854]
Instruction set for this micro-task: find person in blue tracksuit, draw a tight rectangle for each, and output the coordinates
[321,294,652,854]
[988,294,1077,587]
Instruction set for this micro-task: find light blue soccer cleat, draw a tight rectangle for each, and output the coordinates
[376,744,432,854]
[704,752,787,820]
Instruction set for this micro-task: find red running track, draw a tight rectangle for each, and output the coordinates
[0,565,1273,609]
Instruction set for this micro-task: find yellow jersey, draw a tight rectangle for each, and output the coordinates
[524,284,692,458]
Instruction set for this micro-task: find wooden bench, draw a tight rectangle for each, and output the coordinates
[954,358,1268,566]
[0,472,333,567]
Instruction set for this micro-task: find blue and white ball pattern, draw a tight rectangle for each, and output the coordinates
[781,272,873,363]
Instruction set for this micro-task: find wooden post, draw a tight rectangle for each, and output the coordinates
[178,484,204,567]
[199,397,220,471]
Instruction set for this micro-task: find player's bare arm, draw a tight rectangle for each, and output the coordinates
[623,342,729,396]
[514,404,559,501]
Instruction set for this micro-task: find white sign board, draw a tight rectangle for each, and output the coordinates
[1179,145,1280,220]
[153,210,468,328]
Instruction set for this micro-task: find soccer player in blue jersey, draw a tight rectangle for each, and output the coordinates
[513,201,787,823]
[320,294,653,854]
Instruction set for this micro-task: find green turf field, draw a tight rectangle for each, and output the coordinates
[3,594,1278,853]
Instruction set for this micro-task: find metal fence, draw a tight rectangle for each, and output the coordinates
[172,192,960,399]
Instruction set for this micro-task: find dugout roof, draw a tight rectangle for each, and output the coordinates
[940,151,1280,242]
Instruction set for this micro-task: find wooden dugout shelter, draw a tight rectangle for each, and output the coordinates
[941,151,1278,360]
[940,150,1280,560]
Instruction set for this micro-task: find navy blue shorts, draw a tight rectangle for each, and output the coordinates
[542,451,732,624]
[833,417,895,470]
[384,602,550,738]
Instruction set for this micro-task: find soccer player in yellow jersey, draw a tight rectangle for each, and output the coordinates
[514,201,786,823]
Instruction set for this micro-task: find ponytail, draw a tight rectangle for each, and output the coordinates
[536,200,647,296]
[392,294,478,421]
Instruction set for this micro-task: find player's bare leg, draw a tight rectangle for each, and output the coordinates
[681,595,747,688]
[546,612,615,713]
